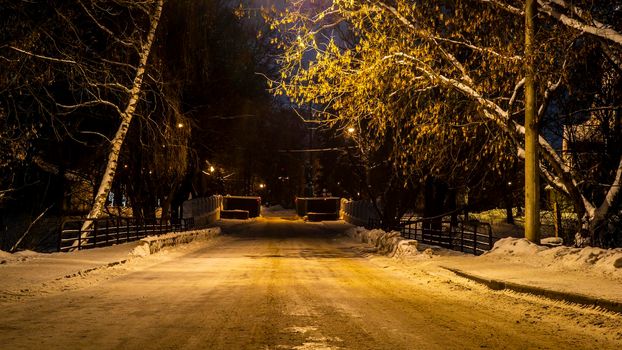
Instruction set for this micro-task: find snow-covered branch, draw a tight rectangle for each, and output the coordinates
[56,99,124,117]
[7,46,76,64]
[594,155,622,220]
[432,36,523,62]
[537,1,622,46]
[508,78,526,113]
[78,0,135,48]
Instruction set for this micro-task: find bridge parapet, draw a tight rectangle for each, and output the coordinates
[340,199,379,227]
[183,195,223,226]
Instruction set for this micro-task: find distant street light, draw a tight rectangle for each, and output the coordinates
[177,122,184,128]
[347,126,355,134]
[209,166,215,173]
[259,183,265,189]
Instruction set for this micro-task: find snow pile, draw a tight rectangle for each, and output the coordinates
[265,204,286,212]
[345,226,420,258]
[539,246,622,274]
[13,250,40,257]
[260,204,295,218]
[0,249,13,264]
[130,227,221,256]
[129,243,151,258]
[541,237,564,246]
[393,240,421,258]
[486,237,548,256]
[0,249,41,264]
[484,237,622,278]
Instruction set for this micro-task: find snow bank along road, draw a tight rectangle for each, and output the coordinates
[1,218,621,349]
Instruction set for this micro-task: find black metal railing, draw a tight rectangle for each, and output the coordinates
[58,217,195,252]
[367,216,494,255]
[399,218,493,255]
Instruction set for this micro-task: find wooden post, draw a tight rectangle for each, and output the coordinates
[524,0,541,243]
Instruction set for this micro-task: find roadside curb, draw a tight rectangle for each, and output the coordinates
[59,227,221,278]
[442,266,622,314]
[56,259,130,280]
[133,227,221,256]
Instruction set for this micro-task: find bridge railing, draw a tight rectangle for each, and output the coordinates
[182,195,223,226]
[340,199,380,227]
[399,218,493,255]
[58,217,194,252]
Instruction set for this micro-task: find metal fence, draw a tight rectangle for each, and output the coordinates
[341,199,380,226]
[368,216,494,255]
[58,217,195,252]
[399,219,493,255]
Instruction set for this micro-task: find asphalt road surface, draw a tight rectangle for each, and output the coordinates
[1,217,621,349]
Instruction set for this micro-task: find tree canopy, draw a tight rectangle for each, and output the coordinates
[269,0,622,246]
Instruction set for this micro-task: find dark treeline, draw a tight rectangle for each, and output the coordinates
[0,0,306,251]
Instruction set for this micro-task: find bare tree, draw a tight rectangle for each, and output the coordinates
[1,0,167,247]
[84,0,165,224]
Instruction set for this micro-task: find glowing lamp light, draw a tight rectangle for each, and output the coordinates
[177,123,184,128]
[347,127,355,134]
[259,183,266,189]
[209,166,215,173]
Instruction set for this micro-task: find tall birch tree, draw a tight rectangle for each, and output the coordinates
[1,0,166,246]
[80,0,165,239]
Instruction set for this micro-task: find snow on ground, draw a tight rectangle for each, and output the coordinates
[0,249,42,264]
[344,225,622,304]
[0,228,222,301]
[260,205,297,218]
[0,249,13,262]
[484,237,622,278]
[4,221,621,349]
[344,226,464,259]
[346,225,622,278]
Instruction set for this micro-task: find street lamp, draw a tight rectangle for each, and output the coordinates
[177,122,184,128]
[347,126,355,134]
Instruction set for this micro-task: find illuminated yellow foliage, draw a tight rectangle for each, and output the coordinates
[267,0,564,185]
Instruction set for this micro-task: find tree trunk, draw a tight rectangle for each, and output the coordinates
[76,0,165,248]
[504,184,514,224]
[553,200,561,238]
[524,0,541,243]
[505,198,515,224]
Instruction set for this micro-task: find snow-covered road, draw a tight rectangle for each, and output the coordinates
[1,218,621,349]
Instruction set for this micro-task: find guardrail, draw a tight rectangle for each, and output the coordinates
[341,199,380,226]
[183,195,222,225]
[58,217,195,252]
[399,219,493,255]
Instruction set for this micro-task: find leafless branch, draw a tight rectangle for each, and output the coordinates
[7,46,76,64]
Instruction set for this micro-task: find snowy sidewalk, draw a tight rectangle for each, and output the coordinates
[436,256,622,310]
[0,228,221,300]
[437,237,622,307]
[342,225,622,312]
[0,242,140,296]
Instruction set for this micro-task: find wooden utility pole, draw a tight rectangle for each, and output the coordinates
[524,0,541,243]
